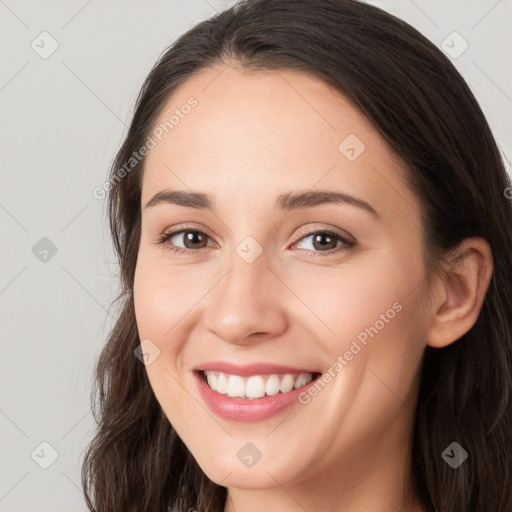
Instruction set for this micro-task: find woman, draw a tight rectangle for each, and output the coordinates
[81,0,512,511]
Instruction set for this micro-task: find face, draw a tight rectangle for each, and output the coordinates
[133,65,430,493]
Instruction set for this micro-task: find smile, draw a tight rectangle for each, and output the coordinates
[193,369,323,423]
[202,370,317,399]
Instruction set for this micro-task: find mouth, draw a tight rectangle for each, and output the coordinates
[193,368,323,422]
[195,369,323,400]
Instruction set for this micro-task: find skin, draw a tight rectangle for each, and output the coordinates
[133,64,493,512]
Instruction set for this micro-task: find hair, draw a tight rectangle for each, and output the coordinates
[81,0,512,510]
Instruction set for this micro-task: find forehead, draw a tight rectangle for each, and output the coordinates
[141,65,417,220]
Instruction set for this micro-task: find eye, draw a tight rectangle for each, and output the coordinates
[291,228,356,258]
[156,226,217,255]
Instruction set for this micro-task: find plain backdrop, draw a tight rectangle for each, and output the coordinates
[1,0,511,510]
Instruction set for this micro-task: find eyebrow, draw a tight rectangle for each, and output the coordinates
[143,189,380,218]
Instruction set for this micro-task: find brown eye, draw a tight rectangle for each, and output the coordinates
[157,228,215,254]
[179,230,209,249]
[294,229,354,254]
[310,232,338,251]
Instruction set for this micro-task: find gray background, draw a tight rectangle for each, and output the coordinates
[1,0,511,510]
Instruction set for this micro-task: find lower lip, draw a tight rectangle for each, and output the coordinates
[193,371,321,423]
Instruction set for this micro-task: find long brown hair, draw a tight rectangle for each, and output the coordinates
[81,1,512,510]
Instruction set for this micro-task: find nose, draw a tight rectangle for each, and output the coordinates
[203,251,289,346]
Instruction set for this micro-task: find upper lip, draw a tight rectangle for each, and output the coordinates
[194,361,321,377]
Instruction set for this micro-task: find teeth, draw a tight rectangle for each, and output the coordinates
[204,371,315,399]
[227,375,245,398]
[265,375,280,396]
[280,374,295,393]
[246,375,265,399]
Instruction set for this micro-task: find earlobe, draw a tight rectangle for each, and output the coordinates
[426,237,493,349]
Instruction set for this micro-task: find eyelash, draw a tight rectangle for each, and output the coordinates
[155,225,356,258]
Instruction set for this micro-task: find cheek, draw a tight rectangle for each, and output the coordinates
[289,255,416,339]
[133,257,197,416]
[133,254,204,342]
[304,248,427,379]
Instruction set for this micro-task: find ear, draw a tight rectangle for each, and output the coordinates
[426,237,493,348]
